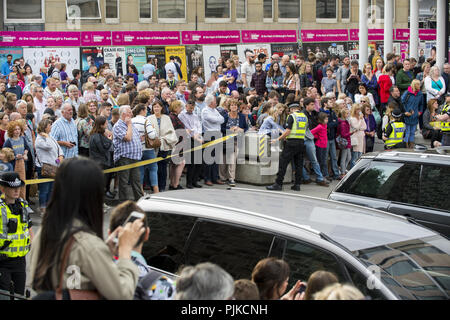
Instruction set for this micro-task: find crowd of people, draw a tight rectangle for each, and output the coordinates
[0,46,449,300]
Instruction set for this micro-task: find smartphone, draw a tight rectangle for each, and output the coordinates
[112,211,145,245]
[297,283,307,295]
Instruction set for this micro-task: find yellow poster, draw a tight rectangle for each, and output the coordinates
[165,46,187,81]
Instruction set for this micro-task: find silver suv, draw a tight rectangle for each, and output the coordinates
[137,188,450,300]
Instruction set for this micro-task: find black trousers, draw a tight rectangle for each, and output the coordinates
[0,257,26,296]
[276,139,305,186]
[186,138,203,186]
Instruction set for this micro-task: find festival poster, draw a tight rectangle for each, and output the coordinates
[186,45,203,79]
[202,45,221,82]
[146,46,166,79]
[81,47,104,71]
[103,47,126,77]
[347,42,359,60]
[0,48,23,74]
[270,43,299,58]
[301,42,348,59]
[164,46,187,81]
[23,47,80,76]
[220,45,238,60]
[125,46,147,82]
[237,44,271,66]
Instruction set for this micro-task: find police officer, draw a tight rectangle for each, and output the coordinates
[436,93,450,146]
[267,102,307,191]
[0,172,33,297]
[383,108,406,149]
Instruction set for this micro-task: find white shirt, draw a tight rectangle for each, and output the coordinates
[165,61,179,81]
[201,106,224,133]
[33,96,47,124]
[241,61,255,88]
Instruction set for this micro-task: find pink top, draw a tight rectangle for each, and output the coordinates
[311,123,328,148]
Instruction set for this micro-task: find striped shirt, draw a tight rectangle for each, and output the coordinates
[131,115,157,150]
[50,116,79,159]
[113,119,142,163]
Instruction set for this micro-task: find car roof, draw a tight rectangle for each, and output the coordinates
[141,188,436,252]
[363,148,450,166]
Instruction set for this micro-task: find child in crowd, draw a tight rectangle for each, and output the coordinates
[311,112,329,179]
[0,147,15,174]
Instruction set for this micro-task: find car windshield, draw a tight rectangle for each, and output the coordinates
[353,235,450,300]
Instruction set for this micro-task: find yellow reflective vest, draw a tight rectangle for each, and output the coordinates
[0,199,31,259]
[385,122,406,147]
[286,112,308,140]
[440,104,450,132]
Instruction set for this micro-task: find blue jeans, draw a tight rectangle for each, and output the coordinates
[157,150,170,191]
[404,124,416,143]
[326,139,340,178]
[302,139,325,182]
[315,147,328,178]
[140,149,158,187]
[36,166,54,209]
[350,151,362,169]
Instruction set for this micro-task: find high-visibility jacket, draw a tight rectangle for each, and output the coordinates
[440,104,450,132]
[0,199,31,259]
[286,112,308,140]
[385,122,405,147]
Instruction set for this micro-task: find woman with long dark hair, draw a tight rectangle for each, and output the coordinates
[29,158,144,299]
[266,62,284,94]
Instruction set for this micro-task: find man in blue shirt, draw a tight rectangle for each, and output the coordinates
[50,103,78,159]
[142,58,156,81]
[1,54,13,76]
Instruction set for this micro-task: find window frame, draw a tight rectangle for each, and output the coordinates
[368,0,395,25]
[278,0,301,23]
[138,0,152,23]
[341,0,350,22]
[3,0,45,23]
[236,0,247,23]
[316,0,338,23]
[204,0,232,23]
[65,0,102,20]
[263,0,274,22]
[105,0,120,24]
[157,0,186,23]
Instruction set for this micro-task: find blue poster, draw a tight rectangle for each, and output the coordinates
[0,47,23,75]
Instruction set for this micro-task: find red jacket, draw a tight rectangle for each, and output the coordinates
[337,119,351,149]
[311,123,328,148]
[378,74,392,104]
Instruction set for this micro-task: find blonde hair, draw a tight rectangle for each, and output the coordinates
[117,93,130,107]
[411,79,421,91]
[350,103,362,118]
[337,93,347,100]
[0,147,15,162]
[83,82,95,92]
[169,100,183,113]
[313,283,365,300]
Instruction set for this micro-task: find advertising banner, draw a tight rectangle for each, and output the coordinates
[0,31,81,47]
[24,47,80,76]
[146,46,166,79]
[219,45,238,60]
[202,45,221,82]
[112,31,180,46]
[347,42,359,60]
[270,43,299,58]
[400,43,409,60]
[103,47,126,77]
[182,31,240,45]
[81,31,112,47]
[125,47,147,82]
[186,45,204,79]
[164,46,187,81]
[349,29,389,41]
[0,48,23,74]
[237,44,271,66]
[301,29,349,42]
[81,47,104,71]
[395,29,437,41]
[241,30,297,43]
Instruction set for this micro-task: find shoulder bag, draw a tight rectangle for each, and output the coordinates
[37,137,60,178]
[144,118,161,149]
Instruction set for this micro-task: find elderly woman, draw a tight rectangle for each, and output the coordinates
[168,100,187,190]
[401,79,424,148]
[148,99,178,192]
[425,65,446,103]
[349,104,367,168]
[35,118,63,214]
[362,102,377,153]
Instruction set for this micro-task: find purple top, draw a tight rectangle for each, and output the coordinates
[225,69,239,92]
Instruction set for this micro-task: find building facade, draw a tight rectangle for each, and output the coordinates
[2,0,412,32]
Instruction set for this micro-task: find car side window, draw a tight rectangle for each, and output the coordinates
[338,161,421,205]
[419,165,450,212]
[282,239,347,287]
[185,220,275,280]
[344,263,387,300]
[142,212,196,274]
